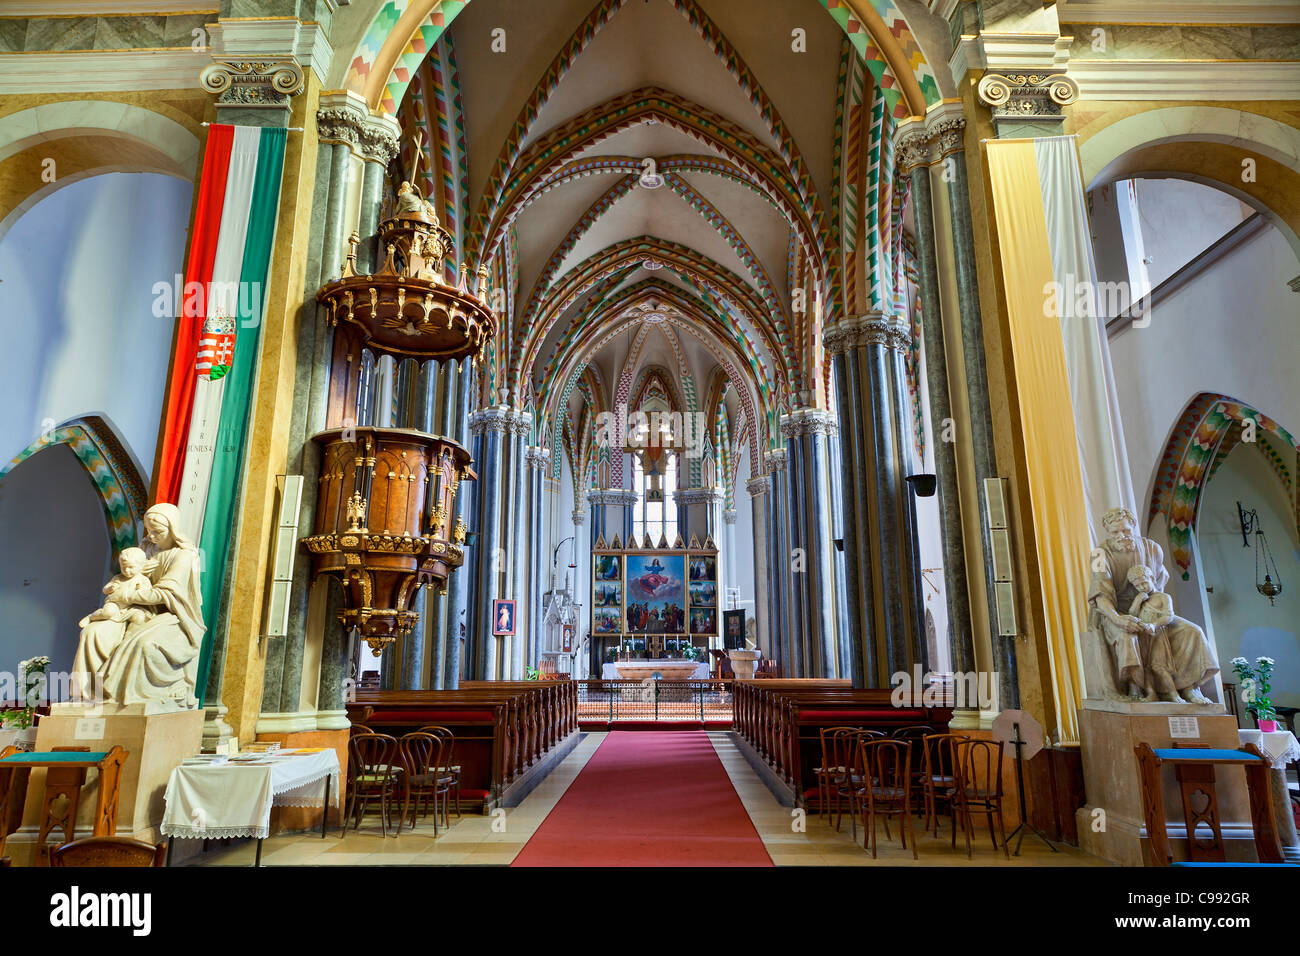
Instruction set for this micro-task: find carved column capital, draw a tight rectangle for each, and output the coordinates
[745,475,770,497]
[674,487,724,507]
[358,112,401,165]
[722,509,738,525]
[316,91,370,149]
[200,58,305,109]
[524,446,551,470]
[763,449,787,474]
[823,313,911,355]
[977,72,1079,132]
[587,489,638,507]
[780,408,838,439]
[468,405,512,435]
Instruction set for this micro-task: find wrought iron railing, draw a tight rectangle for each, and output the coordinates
[577,679,733,723]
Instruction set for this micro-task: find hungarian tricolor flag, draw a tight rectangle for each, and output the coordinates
[155,124,286,702]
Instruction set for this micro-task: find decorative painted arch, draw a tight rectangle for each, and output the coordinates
[0,416,147,557]
[542,288,769,476]
[344,0,939,142]
[522,236,786,402]
[473,87,824,280]
[1148,392,1297,578]
[538,277,775,443]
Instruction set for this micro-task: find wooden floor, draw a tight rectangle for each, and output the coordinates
[184,732,1110,867]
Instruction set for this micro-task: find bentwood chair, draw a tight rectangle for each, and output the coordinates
[418,725,461,822]
[835,730,885,839]
[349,723,375,736]
[51,836,166,867]
[397,733,448,835]
[813,726,860,825]
[344,733,402,837]
[859,738,917,859]
[890,725,933,815]
[953,737,1009,859]
[921,733,966,841]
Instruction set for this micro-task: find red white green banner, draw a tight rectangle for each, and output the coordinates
[154,123,287,700]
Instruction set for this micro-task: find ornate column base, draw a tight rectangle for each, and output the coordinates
[201,703,235,753]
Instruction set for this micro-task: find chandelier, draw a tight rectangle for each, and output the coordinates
[1238,501,1283,606]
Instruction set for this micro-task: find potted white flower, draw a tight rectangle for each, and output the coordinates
[1,656,50,750]
[1231,656,1278,732]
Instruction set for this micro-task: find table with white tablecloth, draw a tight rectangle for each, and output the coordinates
[1238,728,1300,863]
[161,748,341,864]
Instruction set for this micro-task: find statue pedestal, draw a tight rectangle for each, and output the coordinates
[4,704,202,866]
[1075,702,1256,865]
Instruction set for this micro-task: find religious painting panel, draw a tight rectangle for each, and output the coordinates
[625,553,686,634]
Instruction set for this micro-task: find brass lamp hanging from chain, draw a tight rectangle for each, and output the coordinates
[1237,501,1283,605]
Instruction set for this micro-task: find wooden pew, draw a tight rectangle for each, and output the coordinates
[347,682,578,808]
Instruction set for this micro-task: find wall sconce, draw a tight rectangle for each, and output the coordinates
[1237,501,1282,605]
[905,473,937,497]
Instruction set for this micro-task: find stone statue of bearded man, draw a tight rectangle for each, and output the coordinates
[1086,507,1218,704]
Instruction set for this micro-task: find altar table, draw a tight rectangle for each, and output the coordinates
[600,661,710,680]
[161,748,340,866]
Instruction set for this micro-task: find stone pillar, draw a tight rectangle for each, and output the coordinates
[675,487,723,543]
[825,316,925,686]
[781,409,840,678]
[443,359,474,688]
[588,488,637,544]
[469,406,510,680]
[746,476,770,653]
[571,509,588,674]
[764,450,791,677]
[524,446,551,672]
[896,125,979,723]
[936,113,1019,710]
[354,113,400,275]
[503,410,532,680]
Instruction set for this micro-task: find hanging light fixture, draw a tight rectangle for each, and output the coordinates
[1237,501,1283,605]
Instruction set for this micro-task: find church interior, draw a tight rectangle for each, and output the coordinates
[1,0,1299,891]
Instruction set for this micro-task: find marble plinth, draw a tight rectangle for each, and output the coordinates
[1075,704,1256,866]
[614,661,701,681]
[4,704,203,866]
[728,649,761,680]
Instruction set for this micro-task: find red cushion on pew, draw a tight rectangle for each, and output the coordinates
[369,709,497,722]
[798,709,925,721]
[458,789,491,800]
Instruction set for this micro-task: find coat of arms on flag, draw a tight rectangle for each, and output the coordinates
[196,314,236,381]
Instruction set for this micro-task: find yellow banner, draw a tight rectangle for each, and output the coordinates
[984,139,1093,743]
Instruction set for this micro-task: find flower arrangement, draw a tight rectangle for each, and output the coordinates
[2,656,50,730]
[1231,656,1276,725]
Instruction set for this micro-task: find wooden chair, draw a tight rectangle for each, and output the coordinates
[953,737,1009,858]
[859,738,917,859]
[349,723,375,736]
[813,726,860,825]
[343,733,402,837]
[891,725,932,815]
[835,729,885,840]
[921,733,965,840]
[50,836,165,867]
[418,725,461,822]
[397,733,448,834]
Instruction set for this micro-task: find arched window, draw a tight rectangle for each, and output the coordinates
[632,448,677,543]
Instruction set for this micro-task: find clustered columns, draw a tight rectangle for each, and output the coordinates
[762,449,791,676]
[746,476,771,652]
[780,409,841,679]
[826,316,926,688]
[467,406,531,681]
[674,487,724,543]
[895,107,1016,714]
[524,446,551,674]
[587,488,637,545]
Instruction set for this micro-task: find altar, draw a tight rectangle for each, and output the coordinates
[601,660,710,681]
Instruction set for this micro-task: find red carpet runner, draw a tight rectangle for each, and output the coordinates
[511,731,773,866]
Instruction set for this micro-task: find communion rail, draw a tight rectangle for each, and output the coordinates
[577,679,733,724]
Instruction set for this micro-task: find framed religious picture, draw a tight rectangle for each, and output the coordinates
[625,553,686,634]
[688,580,716,607]
[688,555,716,582]
[723,609,745,650]
[561,623,574,653]
[591,606,622,634]
[594,554,621,581]
[689,605,717,635]
[492,599,516,636]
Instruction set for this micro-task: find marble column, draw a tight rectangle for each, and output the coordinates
[826,316,925,686]
[469,406,510,680]
[782,409,840,678]
[588,489,637,544]
[722,507,737,603]
[503,411,532,680]
[525,446,550,672]
[746,476,770,653]
[764,450,791,677]
[937,115,1019,709]
[443,359,474,688]
[571,509,588,675]
[897,130,979,718]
